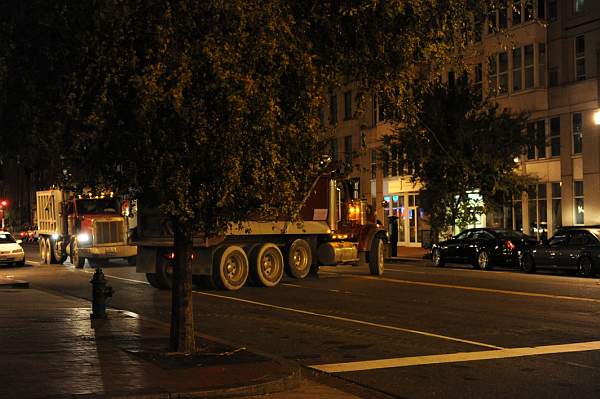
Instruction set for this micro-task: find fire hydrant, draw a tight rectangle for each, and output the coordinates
[90,268,114,319]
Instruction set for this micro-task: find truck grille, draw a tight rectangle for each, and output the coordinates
[94,221,124,244]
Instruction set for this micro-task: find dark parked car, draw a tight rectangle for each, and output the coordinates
[432,228,538,270]
[520,226,600,277]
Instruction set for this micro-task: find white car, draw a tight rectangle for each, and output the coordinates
[0,231,25,267]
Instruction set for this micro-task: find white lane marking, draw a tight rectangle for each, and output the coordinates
[321,271,600,304]
[309,340,600,373]
[281,283,303,288]
[193,291,502,350]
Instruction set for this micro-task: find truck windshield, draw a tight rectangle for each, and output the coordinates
[76,198,120,214]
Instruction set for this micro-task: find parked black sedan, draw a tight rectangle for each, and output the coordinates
[432,228,538,270]
[520,226,600,277]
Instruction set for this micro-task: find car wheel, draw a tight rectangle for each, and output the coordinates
[521,254,536,274]
[477,250,492,270]
[577,256,593,277]
[432,248,445,267]
[39,238,47,264]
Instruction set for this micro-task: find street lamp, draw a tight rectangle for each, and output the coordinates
[594,110,600,125]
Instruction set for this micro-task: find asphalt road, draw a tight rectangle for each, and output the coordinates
[5,243,600,398]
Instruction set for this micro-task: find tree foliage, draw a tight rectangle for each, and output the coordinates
[2,0,492,353]
[384,79,532,238]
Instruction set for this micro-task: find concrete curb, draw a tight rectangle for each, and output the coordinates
[71,367,302,399]
[0,278,29,289]
[385,257,428,263]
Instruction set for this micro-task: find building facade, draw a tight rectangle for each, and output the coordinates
[325,0,600,248]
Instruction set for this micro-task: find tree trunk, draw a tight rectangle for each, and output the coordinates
[169,218,196,353]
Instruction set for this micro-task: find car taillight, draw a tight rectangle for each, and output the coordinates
[505,240,516,251]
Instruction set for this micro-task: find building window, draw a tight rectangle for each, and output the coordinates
[512,48,522,92]
[575,0,585,13]
[575,35,585,81]
[572,112,582,154]
[498,52,508,94]
[548,67,558,87]
[528,184,547,239]
[548,0,557,20]
[329,138,338,161]
[536,120,546,158]
[537,0,545,19]
[527,120,546,159]
[574,181,584,225]
[538,43,546,87]
[372,94,385,126]
[499,1,508,29]
[370,150,377,179]
[344,135,352,163]
[551,182,561,232]
[550,117,560,157]
[524,0,534,21]
[524,44,534,89]
[514,198,523,232]
[344,91,352,120]
[488,5,497,33]
[512,0,522,25]
[329,94,338,125]
[474,63,483,99]
[488,55,497,96]
[319,107,325,126]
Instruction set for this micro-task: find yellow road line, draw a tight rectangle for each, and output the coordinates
[309,340,600,373]
[322,271,600,304]
[194,291,503,350]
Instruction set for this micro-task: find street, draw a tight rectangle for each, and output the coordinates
[4,243,600,398]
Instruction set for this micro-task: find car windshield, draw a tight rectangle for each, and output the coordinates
[76,198,120,214]
[0,233,16,244]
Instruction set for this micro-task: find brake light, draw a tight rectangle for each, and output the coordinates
[505,240,516,251]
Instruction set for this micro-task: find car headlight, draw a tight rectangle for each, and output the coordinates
[77,233,91,243]
[11,249,23,254]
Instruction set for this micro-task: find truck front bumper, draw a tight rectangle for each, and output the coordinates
[80,245,137,259]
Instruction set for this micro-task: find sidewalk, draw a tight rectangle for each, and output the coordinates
[386,246,431,263]
[0,276,350,399]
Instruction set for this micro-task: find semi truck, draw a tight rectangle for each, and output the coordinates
[136,171,388,291]
[36,190,137,267]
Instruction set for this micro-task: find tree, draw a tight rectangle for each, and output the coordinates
[384,78,532,239]
[2,0,491,354]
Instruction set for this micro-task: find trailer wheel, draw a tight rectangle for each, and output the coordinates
[70,240,85,268]
[39,238,48,264]
[368,235,385,276]
[146,273,160,288]
[153,256,173,289]
[250,243,284,287]
[284,239,312,279]
[213,245,248,291]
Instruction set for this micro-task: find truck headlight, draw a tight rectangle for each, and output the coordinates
[77,233,90,243]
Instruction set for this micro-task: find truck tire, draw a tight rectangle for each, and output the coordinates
[52,240,67,265]
[213,245,248,291]
[250,243,284,287]
[39,238,48,264]
[47,238,58,264]
[153,256,173,289]
[284,239,312,279]
[70,240,85,268]
[368,235,385,276]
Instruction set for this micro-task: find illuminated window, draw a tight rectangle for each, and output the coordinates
[572,112,582,154]
[551,182,561,232]
[528,184,547,238]
[574,181,584,225]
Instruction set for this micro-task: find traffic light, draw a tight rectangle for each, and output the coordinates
[0,199,7,208]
